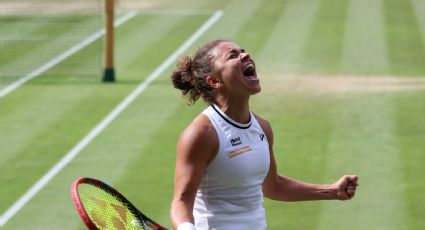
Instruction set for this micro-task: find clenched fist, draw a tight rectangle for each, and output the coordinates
[332,175,359,200]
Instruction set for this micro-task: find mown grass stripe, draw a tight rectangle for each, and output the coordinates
[111,102,202,226]
[316,94,407,230]
[201,0,262,48]
[0,11,222,227]
[384,0,425,75]
[0,16,56,50]
[341,0,389,75]
[115,14,180,78]
[410,0,425,60]
[39,39,102,78]
[0,15,102,76]
[0,11,210,221]
[233,0,288,55]
[0,84,102,179]
[0,12,135,97]
[0,17,61,78]
[0,84,128,213]
[3,1,425,229]
[257,0,321,74]
[118,14,210,81]
[0,16,33,34]
[395,92,425,230]
[114,11,217,81]
[0,12,220,229]
[301,0,349,74]
[256,93,334,229]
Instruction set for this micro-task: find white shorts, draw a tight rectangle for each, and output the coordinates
[194,208,266,230]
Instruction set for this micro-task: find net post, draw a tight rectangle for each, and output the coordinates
[103,0,115,82]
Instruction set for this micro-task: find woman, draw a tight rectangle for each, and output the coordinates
[170,39,358,230]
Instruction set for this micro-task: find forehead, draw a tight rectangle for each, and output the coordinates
[211,41,241,58]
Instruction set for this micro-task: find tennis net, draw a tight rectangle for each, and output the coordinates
[0,0,103,84]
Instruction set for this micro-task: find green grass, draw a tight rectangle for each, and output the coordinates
[340,0,389,75]
[301,0,349,74]
[385,0,425,75]
[1,0,425,229]
[256,93,335,229]
[395,92,425,230]
[0,15,102,82]
[233,0,289,54]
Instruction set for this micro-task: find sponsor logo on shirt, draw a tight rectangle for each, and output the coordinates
[227,146,252,158]
[230,136,242,146]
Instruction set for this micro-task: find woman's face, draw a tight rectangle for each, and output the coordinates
[211,41,261,97]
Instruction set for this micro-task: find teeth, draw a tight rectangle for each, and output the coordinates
[242,63,256,77]
[244,63,254,72]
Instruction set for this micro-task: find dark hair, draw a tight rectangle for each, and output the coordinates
[171,39,228,104]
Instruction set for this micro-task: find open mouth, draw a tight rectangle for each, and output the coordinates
[242,62,257,80]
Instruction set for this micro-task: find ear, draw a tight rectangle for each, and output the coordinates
[206,76,223,89]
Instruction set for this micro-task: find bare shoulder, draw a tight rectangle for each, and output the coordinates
[181,113,216,141]
[178,113,218,162]
[252,113,272,134]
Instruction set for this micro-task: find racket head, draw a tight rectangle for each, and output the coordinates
[71,177,167,230]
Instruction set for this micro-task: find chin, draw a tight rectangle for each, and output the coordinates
[251,86,261,95]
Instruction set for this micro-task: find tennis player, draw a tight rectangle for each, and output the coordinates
[170,40,358,230]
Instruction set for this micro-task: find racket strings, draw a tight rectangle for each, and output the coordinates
[78,183,145,230]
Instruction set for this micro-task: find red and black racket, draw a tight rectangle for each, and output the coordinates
[71,177,168,230]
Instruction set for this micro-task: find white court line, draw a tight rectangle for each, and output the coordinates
[0,10,223,227]
[0,11,137,98]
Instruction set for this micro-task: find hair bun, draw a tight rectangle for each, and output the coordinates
[170,39,225,105]
[171,56,195,91]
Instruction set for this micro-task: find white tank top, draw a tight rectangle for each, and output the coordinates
[194,104,270,229]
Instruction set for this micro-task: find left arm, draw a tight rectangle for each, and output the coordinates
[256,115,358,201]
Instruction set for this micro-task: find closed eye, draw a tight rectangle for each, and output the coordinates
[226,50,239,59]
[228,53,238,59]
[226,48,245,60]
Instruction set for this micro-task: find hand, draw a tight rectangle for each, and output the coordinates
[332,175,359,200]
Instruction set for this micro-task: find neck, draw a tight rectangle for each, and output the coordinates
[214,96,250,124]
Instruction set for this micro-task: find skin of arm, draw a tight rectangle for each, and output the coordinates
[256,115,359,202]
[170,114,218,229]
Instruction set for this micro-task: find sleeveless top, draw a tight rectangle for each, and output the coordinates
[193,104,270,229]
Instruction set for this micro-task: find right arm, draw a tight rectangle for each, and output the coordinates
[257,115,358,202]
[170,114,218,229]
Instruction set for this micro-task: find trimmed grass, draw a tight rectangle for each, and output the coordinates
[385,0,425,75]
[255,93,334,229]
[0,15,102,82]
[234,0,288,54]
[1,0,425,229]
[341,0,389,75]
[301,0,349,74]
[395,91,425,230]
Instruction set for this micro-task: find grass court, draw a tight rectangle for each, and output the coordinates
[0,0,425,229]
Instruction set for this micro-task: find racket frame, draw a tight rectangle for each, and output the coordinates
[71,177,167,230]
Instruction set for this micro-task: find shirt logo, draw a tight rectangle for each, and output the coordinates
[230,136,242,146]
[227,146,252,158]
[260,134,265,141]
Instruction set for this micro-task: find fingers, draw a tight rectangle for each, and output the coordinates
[334,175,359,200]
[346,184,357,191]
[345,175,359,199]
[344,175,358,184]
[346,184,357,198]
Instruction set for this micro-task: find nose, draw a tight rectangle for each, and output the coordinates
[240,52,250,61]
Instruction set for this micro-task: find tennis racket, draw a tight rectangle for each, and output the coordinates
[71,177,168,230]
